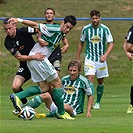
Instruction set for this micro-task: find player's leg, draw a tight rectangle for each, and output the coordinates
[94,78,104,108]
[130,85,133,106]
[84,58,95,108]
[126,85,133,113]
[64,104,76,117]
[12,75,28,105]
[50,76,65,115]
[50,76,74,119]
[94,61,109,109]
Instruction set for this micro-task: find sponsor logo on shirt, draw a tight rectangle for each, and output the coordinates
[90,36,101,43]
[64,86,76,94]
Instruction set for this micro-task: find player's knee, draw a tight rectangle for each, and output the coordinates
[40,93,51,102]
[86,75,94,83]
[12,85,20,92]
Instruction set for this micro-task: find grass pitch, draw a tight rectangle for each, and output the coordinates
[0,0,133,133]
[0,84,132,133]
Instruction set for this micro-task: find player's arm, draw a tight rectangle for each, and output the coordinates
[123,39,132,61]
[126,42,133,53]
[100,42,114,62]
[14,51,44,61]
[8,18,38,29]
[37,30,49,47]
[86,95,93,117]
[75,41,84,62]
[61,36,69,53]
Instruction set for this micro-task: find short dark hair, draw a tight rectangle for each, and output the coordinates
[3,18,10,24]
[44,8,55,15]
[64,15,77,26]
[68,60,81,71]
[90,10,100,18]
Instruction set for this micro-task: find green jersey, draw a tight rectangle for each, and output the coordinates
[80,23,113,62]
[38,23,64,53]
[62,75,92,114]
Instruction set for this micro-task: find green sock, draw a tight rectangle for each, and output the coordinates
[16,86,41,100]
[27,95,43,108]
[52,88,65,115]
[96,84,104,103]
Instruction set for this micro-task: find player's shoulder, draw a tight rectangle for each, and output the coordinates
[79,75,91,83]
[79,75,87,80]
[61,75,70,80]
[100,23,110,29]
[83,24,91,29]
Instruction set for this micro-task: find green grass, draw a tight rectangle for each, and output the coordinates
[1,84,133,133]
[0,0,133,133]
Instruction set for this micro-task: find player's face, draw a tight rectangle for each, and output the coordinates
[69,66,79,81]
[45,9,55,23]
[61,22,74,34]
[91,15,100,27]
[3,23,16,38]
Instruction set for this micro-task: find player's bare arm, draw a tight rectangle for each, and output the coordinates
[76,41,84,62]
[14,51,44,61]
[8,18,38,29]
[61,37,69,53]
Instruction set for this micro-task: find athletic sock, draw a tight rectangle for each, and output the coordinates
[15,86,42,100]
[46,102,58,117]
[50,102,58,113]
[130,85,133,106]
[15,87,27,104]
[27,95,43,108]
[96,84,104,103]
[52,88,65,115]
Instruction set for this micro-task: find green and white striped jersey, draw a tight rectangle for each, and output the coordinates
[38,23,64,53]
[62,75,92,114]
[80,23,113,62]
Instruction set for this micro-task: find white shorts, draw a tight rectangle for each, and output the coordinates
[84,58,109,78]
[27,57,58,82]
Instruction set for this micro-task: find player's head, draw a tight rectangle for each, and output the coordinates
[90,10,100,27]
[68,60,81,81]
[3,18,16,38]
[44,8,55,23]
[61,15,77,34]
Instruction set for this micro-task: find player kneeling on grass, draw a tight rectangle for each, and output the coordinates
[27,60,93,118]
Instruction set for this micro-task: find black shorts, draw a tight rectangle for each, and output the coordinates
[16,62,31,83]
[48,45,62,72]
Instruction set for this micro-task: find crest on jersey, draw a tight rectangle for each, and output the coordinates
[90,36,101,43]
[64,86,76,94]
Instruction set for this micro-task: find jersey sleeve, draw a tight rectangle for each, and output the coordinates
[20,27,36,35]
[80,26,86,42]
[80,75,92,96]
[105,27,113,43]
[126,25,133,44]
[38,23,53,37]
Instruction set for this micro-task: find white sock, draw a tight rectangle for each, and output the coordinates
[50,102,58,113]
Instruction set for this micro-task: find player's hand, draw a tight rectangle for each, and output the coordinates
[38,38,49,46]
[126,51,133,61]
[61,45,69,54]
[8,18,18,24]
[86,112,91,117]
[34,52,45,60]
[100,54,107,62]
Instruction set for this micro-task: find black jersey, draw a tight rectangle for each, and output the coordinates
[4,27,36,67]
[43,22,65,71]
[127,25,133,44]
